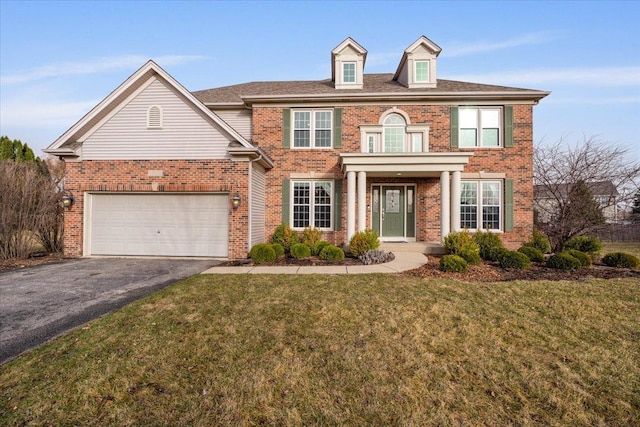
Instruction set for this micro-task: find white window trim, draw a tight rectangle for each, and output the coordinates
[342,61,356,84]
[459,107,503,148]
[147,105,163,129]
[292,109,333,149]
[414,60,429,83]
[460,180,503,231]
[291,180,334,230]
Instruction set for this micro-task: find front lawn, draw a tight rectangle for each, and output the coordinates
[1,274,639,426]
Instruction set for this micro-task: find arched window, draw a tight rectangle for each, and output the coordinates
[147,105,163,129]
[383,113,406,152]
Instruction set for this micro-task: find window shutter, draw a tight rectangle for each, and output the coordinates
[334,179,342,230]
[450,107,459,148]
[504,106,513,148]
[333,108,342,148]
[282,109,291,148]
[504,179,514,231]
[282,179,290,225]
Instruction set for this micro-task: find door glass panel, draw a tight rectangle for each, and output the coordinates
[385,189,400,213]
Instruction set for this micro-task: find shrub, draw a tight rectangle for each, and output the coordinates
[439,254,468,273]
[474,230,504,261]
[359,249,395,265]
[290,243,311,259]
[602,252,640,269]
[517,245,544,263]
[458,248,481,265]
[271,243,285,258]
[312,240,331,256]
[499,250,531,270]
[523,229,551,254]
[349,229,380,257]
[270,224,299,252]
[319,245,345,261]
[301,227,322,248]
[564,235,603,259]
[444,230,480,262]
[546,252,581,271]
[492,247,512,263]
[249,243,276,264]
[565,249,592,267]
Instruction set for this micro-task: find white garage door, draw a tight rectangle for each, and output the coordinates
[88,193,228,257]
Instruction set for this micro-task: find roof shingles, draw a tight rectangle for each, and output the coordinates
[193,73,548,105]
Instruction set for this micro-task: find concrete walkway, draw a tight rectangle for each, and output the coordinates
[202,252,427,274]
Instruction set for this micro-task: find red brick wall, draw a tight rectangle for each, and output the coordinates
[62,159,250,259]
[253,104,534,249]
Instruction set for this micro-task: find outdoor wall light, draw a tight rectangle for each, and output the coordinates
[61,192,75,208]
[232,193,241,209]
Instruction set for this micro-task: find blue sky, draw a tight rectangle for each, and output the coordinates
[1,0,639,157]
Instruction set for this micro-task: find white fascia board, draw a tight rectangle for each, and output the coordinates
[241,91,551,104]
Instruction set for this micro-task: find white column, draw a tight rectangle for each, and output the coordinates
[451,170,461,232]
[357,171,367,232]
[346,171,356,242]
[440,171,450,241]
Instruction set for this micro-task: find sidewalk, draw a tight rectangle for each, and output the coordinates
[202,252,427,275]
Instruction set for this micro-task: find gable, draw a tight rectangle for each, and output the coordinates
[81,77,237,160]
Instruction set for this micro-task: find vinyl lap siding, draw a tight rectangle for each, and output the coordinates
[83,77,231,160]
[250,164,266,247]
[214,110,253,141]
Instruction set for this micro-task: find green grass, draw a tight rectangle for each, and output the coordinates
[1,275,639,426]
[602,241,640,259]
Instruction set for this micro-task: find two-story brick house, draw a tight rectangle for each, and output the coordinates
[45,36,549,259]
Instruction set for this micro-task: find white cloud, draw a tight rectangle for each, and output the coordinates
[544,96,640,105]
[445,31,562,57]
[0,99,99,128]
[448,66,640,87]
[1,54,206,85]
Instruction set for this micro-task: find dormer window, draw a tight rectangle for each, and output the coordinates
[147,105,163,129]
[343,62,356,83]
[332,37,367,89]
[414,60,429,82]
[393,36,441,89]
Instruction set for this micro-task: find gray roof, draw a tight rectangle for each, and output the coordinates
[534,181,619,198]
[193,73,548,105]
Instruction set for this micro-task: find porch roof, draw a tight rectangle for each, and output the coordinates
[339,152,474,177]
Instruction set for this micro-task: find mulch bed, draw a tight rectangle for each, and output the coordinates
[218,255,363,267]
[2,253,638,282]
[405,256,640,282]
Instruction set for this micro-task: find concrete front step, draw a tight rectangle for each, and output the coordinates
[379,242,445,255]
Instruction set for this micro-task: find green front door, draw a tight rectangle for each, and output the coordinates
[382,186,404,237]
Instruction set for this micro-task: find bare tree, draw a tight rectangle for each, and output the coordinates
[0,160,63,259]
[534,136,640,251]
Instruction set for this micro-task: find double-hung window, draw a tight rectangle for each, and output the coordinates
[414,60,429,82]
[293,110,333,148]
[343,62,356,83]
[460,180,502,230]
[292,180,333,229]
[459,107,501,147]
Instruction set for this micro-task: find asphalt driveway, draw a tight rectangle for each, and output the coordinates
[0,258,216,364]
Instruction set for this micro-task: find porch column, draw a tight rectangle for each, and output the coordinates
[357,171,367,232]
[440,171,450,241]
[346,171,356,242]
[451,170,461,232]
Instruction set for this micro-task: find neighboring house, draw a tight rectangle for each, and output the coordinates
[45,36,549,259]
[534,180,620,224]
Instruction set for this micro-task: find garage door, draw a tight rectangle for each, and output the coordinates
[88,193,228,257]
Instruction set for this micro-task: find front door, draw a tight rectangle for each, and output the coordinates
[372,185,415,240]
[382,186,404,237]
